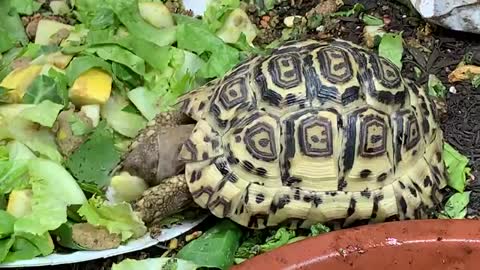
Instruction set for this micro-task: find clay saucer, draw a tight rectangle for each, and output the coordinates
[233,219,480,270]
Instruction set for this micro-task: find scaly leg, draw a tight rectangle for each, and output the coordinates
[134,174,192,237]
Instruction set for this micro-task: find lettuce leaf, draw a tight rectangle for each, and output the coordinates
[20,100,63,128]
[10,0,42,15]
[176,22,240,78]
[112,258,200,270]
[14,158,87,235]
[0,0,29,53]
[203,0,240,32]
[0,110,62,163]
[87,45,146,75]
[22,72,68,106]
[65,121,121,187]
[77,197,147,241]
[100,94,146,138]
[0,141,35,195]
[444,143,470,192]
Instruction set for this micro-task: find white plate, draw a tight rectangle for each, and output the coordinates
[183,0,210,16]
[0,214,208,268]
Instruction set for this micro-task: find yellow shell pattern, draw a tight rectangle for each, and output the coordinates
[176,38,447,229]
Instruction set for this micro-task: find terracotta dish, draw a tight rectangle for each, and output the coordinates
[233,219,480,270]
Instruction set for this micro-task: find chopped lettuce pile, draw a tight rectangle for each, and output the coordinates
[0,0,260,264]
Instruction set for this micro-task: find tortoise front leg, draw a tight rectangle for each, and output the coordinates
[134,174,192,237]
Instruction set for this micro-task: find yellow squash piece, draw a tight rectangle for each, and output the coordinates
[7,189,33,218]
[69,68,113,106]
[0,65,44,103]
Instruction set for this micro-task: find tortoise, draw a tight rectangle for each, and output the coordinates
[115,38,448,231]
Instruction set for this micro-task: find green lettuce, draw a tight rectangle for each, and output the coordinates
[444,143,470,192]
[176,220,243,270]
[20,100,63,128]
[0,106,62,163]
[22,71,68,106]
[14,158,87,235]
[0,141,34,195]
[0,0,29,53]
[86,45,146,75]
[203,0,241,32]
[65,121,121,187]
[176,21,240,79]
[378,33,404,70]
[100,94,146,138]
[10,0,42,15]
[77,197,147,242]
[112,258,200,270]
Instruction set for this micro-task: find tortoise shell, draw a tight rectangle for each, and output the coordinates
[176,38,447,229]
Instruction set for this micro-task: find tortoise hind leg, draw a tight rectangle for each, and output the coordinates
[135,174,193,237]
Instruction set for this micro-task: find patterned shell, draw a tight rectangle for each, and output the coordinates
[176,38,447,229]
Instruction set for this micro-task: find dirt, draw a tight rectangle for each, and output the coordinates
[25,0,480,269]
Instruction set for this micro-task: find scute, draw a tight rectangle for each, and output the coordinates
[177,38,447,229]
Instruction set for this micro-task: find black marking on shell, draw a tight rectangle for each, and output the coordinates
[277,195,291,210]
[343,111,361,173]
[399,181,406,189]
[317,47,354,84]
[342,86,360,105]
[338,177,347,190]
[256,167,267,176]
[359,114,387,158]
[302,54,321,103]
[211,139,220,149]
[405,115,421,151]
[313,194,323,207]
[225,173,238,183]
[284,177,302,186]
[182,139,198,161]
[360,169,372,178]
[256,193,265,203]
[370,54,402,89]
[361,189,371,198]
[244,122,277,162]
[424,176,433,187]
[294,189,301,200]
[191,186,214,200]
[399,196,408,214]
[215,159,230,175]
[412,181,423,194]
[242,160,255,172]
[268,53,303,89]
[198,101,205,111]
[298,114,334,157]
[247,214,269,228]
[408,186,418,197]
[377,173,388,182]
[244,185,250,203]
[208,197,231,217]
[371,194,383,219]
[189,170,202,183]
[347,197,357,217]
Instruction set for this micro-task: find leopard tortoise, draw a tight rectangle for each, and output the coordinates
[116,38,448,230]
